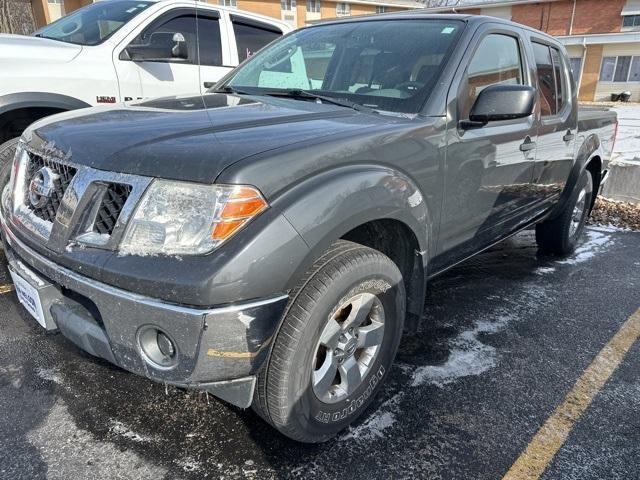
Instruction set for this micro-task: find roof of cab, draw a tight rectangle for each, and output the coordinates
[309,11,559,43]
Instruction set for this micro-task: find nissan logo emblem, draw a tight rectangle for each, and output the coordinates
[29,167,59,209]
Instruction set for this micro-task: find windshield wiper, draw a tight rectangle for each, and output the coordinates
[211,85,255,95]
[262,89,377,114]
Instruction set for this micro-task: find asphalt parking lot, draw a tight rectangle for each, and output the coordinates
[1,225,639,480]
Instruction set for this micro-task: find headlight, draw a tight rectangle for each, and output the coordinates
[119,180,267,256]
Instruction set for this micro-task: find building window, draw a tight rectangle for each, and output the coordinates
[336,2,350,15]
[569,57,582,85]
[281,0,296,11]
[600,55,640,82]
[376,6,386,13]
[622,14,640,29]
[307,0,321,12]
[218,0,237,6]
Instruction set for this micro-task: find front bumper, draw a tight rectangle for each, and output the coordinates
[1,216,288,408]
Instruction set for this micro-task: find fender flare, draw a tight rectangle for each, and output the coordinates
[0,92,91,117]
[273,164,431,322]
[547,133,602,220]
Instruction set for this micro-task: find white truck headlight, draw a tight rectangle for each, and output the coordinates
[119,180,267,256]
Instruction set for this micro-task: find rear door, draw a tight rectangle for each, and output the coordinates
[199,13,285,93]
[439,26,538,257]
[530,40,577,203]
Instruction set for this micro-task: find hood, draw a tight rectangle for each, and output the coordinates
[25,93,389,184]
[0,34,82,63]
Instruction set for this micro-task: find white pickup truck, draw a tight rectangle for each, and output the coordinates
[0,0,291,169]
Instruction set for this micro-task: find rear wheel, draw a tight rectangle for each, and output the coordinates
[253,240,405,443]
[536,169,593,255]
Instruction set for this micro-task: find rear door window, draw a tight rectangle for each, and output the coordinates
[533,42,555,116]
[550,47,566,113]
[232,16,283,63]
[533,42,567,116]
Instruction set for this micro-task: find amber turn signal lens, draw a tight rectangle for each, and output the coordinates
[221,198,267,220]
[212,220,246,240]
[211,186,268,241]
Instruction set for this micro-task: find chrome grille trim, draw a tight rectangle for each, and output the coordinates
[7,144,152,253]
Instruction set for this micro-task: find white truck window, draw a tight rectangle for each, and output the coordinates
[231,16,283,63]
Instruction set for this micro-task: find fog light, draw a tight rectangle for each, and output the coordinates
[138,326,178,369]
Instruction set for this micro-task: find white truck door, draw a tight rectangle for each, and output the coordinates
[114,9,201,99]
[197,10,234,94]
[198,12,287,93]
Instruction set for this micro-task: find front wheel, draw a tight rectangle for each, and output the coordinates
[253,240,405,443]
[536,169,594,255]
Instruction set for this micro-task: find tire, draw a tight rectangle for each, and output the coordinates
[536,169,594,255]
[253,240,406,443]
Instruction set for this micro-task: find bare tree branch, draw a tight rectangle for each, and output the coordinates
[418,0,463,7]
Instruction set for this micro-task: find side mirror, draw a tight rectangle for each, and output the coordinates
[171,32,188,60]
[124,31,189,62]
[461,84,535,129]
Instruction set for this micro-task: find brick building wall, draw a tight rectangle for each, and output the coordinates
[237,0,282,19]
[511,0,626,35]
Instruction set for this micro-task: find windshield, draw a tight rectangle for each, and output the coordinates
[34,0,153,46]
[223,19,463,114]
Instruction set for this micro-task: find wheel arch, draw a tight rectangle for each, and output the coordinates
[340,219,426,332]
[276,165,431,331]
[585,155,602,213]
[0,93,91,142]
[548,133,603,221]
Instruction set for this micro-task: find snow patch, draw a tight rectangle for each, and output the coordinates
[109,420,155,443]
[411,315,513,388]
[36,367,62,384]
[557,229,613,265]
[535,266,556,275]
[342,392,404,440]
[589,224,630,233]
[175,456,202,473]
[611,106,640,164]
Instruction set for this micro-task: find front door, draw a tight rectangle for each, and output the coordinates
[114,9,232,100]
[438,29,538,259]
[115,11,201,100]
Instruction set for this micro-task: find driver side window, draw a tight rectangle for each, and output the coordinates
[130,14,222,66]
[463,33,524,115]
[132,15,199,64]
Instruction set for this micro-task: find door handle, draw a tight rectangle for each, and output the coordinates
[519,138,536,152]
[563,130,575,142]
[203,81,215,89]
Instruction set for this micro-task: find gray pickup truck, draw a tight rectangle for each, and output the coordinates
[0,13,617,442]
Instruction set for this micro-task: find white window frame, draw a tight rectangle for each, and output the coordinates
[336,2,350,16]
[281,0,296,11]
[600,55,640,83]
[376,5,386,13]
[307,0,321,13]
[569,56,583,85]
[622,14,640,30]
[218,0,237,7]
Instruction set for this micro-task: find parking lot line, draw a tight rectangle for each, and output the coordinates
[0,284,14,294]
[502,308,640,480]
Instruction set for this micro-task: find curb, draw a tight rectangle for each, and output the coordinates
[601,160,640,204]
